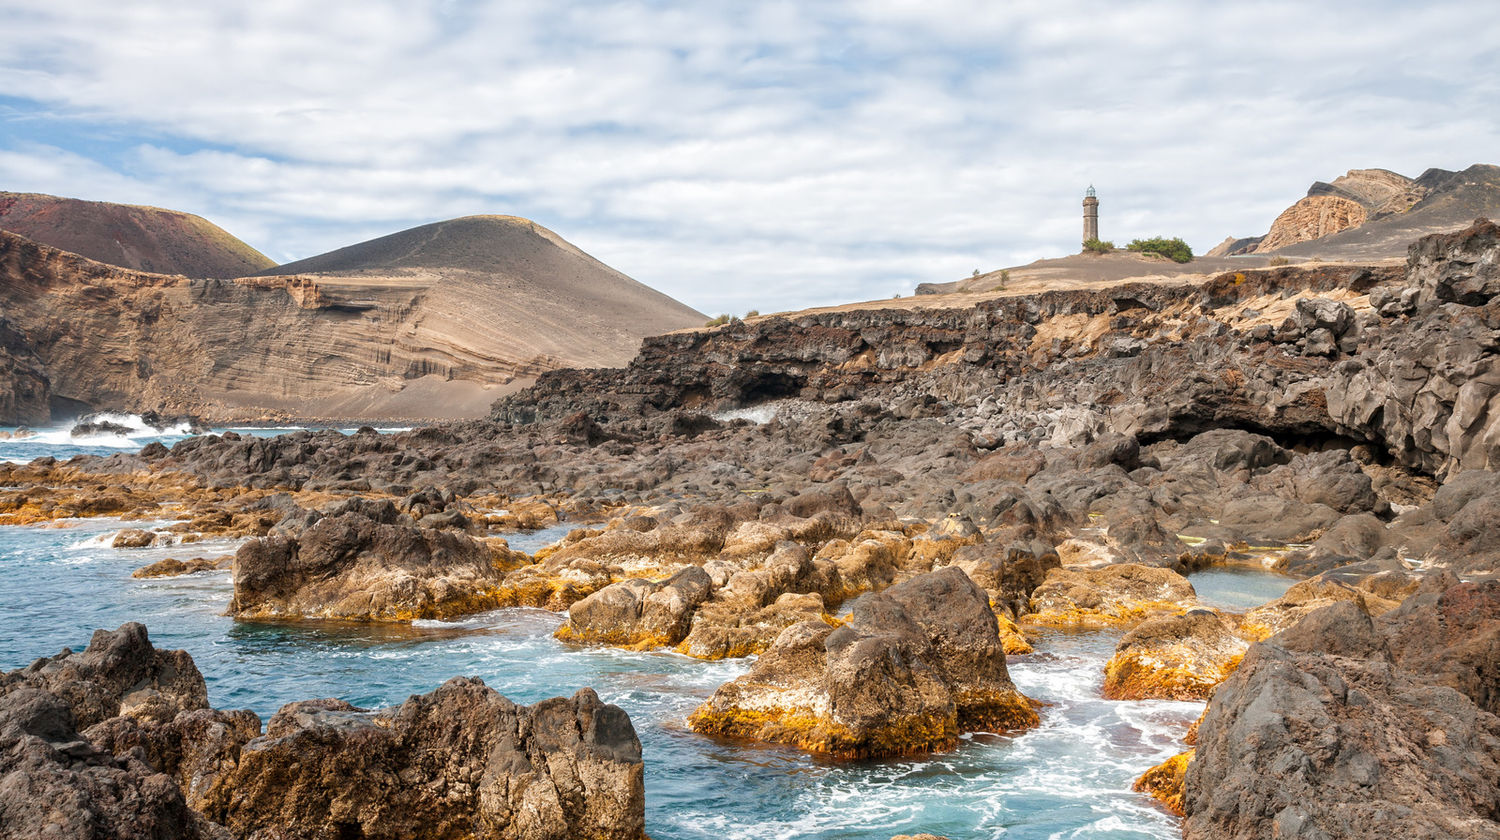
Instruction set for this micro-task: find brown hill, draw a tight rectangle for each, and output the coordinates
[1210,164,1500,260]
[0,216,704,424]
[259,215,706,374]
[0,192,273,278]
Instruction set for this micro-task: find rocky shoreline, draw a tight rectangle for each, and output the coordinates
[1,220,1498,836]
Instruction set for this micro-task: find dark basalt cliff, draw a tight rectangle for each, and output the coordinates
[498,219,1500,480]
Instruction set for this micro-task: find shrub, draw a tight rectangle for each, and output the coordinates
[745,309,759,318]
[1083,238,1114,254]
[1127,236,1193,263]
[1267,256,1289,267]
[704,314,730,327]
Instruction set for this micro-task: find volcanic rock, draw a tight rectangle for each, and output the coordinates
[1183,598,1500,839]
[689,567,1037,758]
[557,565,714,648]
[1025,564,1198,627]
[229,498,514,621]
[200,680,645,840]
[1103,609,1250,701]
[0,622,208,729]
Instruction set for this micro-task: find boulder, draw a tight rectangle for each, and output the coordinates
[1183,600,1500,840]
[229,499,511,621]
[1239,576,1398,641]
[947,539,1060,618]
[132,556,233,579]
[689,567,1037,758]
[556,566,713,648]
[0,622,208,729]
[1025,564,1197,627]
[199,680,645,840]
[1134,749,1193,817]
[0,688,229,840]
[1103,609,1250,701]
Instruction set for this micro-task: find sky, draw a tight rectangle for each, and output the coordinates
[1,1,1497,315]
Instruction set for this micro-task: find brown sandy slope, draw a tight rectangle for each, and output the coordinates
[0,215,703,424]
[258,215,704,372]
[0,192,273,278]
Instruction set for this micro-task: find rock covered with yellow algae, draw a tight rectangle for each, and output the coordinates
[689,566,1038,758]
[1025,563,1198,628]
[229,497,519,621]
[1103,609,1248,701]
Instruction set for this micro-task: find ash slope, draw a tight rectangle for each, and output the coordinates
[259,215,705,372]
[0,191,273,278]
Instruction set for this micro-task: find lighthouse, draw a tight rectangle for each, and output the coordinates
[1082,185,1099,246]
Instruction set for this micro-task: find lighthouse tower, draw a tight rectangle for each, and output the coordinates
[1082,185,1099,246]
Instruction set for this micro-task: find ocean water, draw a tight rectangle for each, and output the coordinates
[0,420,1294,839]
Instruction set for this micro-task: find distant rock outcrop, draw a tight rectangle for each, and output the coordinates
[0,191,272,278]
[1218,164,1500,260]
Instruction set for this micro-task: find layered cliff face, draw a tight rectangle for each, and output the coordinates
[0,215,703,424]
[0,191,273,278]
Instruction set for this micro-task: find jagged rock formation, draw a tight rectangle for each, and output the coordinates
[0,623,647,840]
[0,213,703,423]
[229,497,519,621]
[499,219,1500,483]
[1183,582,1500,839]
[688,567,1038,758]
[201,681,644,840]
[1214,164,1500,260]
[0,191,273,278]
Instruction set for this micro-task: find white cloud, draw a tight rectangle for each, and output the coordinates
[0,0,1497,314]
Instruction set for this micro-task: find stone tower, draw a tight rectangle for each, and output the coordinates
[1082,185,1099,245]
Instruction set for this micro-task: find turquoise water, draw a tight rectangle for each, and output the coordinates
[0,421,1296,839]
[1189,567,1298,611]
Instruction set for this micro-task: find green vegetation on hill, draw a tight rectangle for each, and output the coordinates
[1083,238,1115,254]
[1127,236,1193,263]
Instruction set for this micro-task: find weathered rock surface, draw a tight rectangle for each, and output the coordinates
[1183,595,1500,839]
[202,680,644,840]
[1255,193,1369,253]
[133,555,234,578]
[1026,564,1198,627]
[1103,609,1249,701]
[0,687,229,840]
[0,622,208,730]
[1239,576,1397,641]
[689,567,1037,758]
[558,565,714,648]
[229,498,513,621]
[0,623,647,840]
